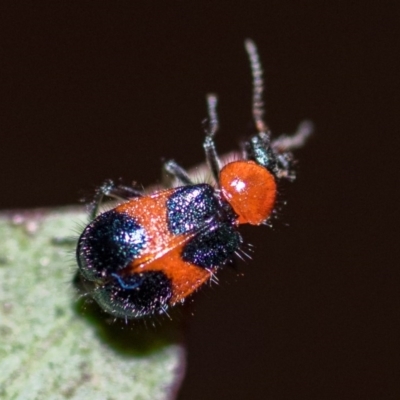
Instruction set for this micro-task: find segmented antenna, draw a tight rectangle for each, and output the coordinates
[244,39,269,135]
[272,120,314,152]
[206,93,219,137]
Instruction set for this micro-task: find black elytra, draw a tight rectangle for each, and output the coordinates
[90,270,173,319]
[76,183,241,318]
[166,184,219,235]
[76,210,147,281]
[182,224,240,269]
[167,184,241,269]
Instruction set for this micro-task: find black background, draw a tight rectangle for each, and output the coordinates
[1,2,399,399]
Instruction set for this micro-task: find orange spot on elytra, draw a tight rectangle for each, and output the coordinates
[116,189,212,304]
[135,245,211,304]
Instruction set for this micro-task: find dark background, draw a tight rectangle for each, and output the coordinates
[1,2,398,399]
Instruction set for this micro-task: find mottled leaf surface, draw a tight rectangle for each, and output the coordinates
[0,208,185,400]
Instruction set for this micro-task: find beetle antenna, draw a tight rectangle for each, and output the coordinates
[244,39,269,135]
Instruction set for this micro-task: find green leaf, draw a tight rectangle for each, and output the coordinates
[0,208,185,400]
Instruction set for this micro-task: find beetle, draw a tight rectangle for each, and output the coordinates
[75,39,312,319]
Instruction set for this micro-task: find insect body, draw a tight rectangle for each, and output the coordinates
[76,40,312,319]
